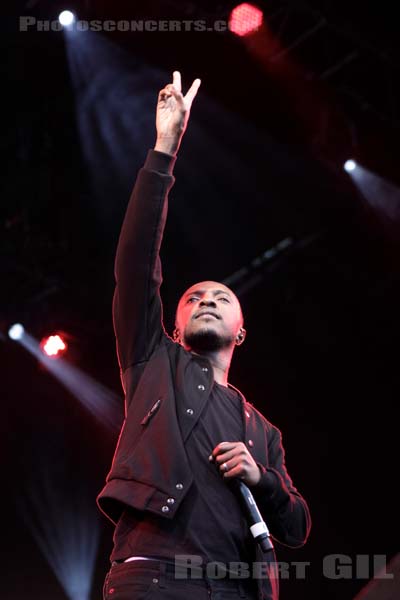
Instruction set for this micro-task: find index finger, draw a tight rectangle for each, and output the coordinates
[184,78,201,107]
[173,70,182,93]
[209,441,237,460]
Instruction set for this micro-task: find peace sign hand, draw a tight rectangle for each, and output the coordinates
[155,71,201,156]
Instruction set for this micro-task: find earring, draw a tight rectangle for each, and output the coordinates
[236,328,245,343]
[173,328,181,343]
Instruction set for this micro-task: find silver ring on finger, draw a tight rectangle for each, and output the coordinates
[222,462,228,472]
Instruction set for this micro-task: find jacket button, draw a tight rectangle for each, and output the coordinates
[197,384,205,391]
[186,408,194,415]
[248,439,254,447]
[161,505,170,513]
[201,367,208,372]
[176,483,183,490]
[167,497,175,504]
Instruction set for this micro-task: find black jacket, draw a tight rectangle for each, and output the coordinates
[97,149,311,599]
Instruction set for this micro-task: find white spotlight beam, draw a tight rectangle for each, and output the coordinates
[345,163,400,223]
[11,329,123,431]
[17,453,100,600]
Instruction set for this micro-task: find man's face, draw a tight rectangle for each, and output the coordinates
[175,281,243,351]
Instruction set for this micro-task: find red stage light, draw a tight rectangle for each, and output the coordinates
[41,334,67,358]
[229,3,263,37]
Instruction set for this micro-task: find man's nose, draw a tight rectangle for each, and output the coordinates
[199,297,216,307]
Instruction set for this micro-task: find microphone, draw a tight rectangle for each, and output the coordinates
[229,478,274,553]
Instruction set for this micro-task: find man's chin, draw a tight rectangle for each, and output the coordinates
[184,328,231,352]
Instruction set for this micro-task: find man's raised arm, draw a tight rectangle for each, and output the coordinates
[112,72,201,373]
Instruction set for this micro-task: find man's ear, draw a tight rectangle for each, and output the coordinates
[235,327,246,346]
[172,328,181,343]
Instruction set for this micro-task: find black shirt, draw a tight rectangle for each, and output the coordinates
[110,381,257,568]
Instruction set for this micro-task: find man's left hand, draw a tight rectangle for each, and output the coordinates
[209,441,262,486]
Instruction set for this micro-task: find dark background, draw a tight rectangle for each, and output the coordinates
[1,1,399,598]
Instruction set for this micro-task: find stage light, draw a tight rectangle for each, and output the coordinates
[10,327,123,431]
[41,334,67,358]
[229,3,263,37]
[59,10,75,27]
[342,162,400,227]
[8,323,25,340]
[344,159,357,172]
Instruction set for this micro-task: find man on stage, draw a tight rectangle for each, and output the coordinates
[97,71,311,600]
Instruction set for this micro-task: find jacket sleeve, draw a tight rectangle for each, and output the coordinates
[250,424,312,548]
[112,149,176,373]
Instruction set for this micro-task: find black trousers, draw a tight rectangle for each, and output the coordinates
[103,559,260,600]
